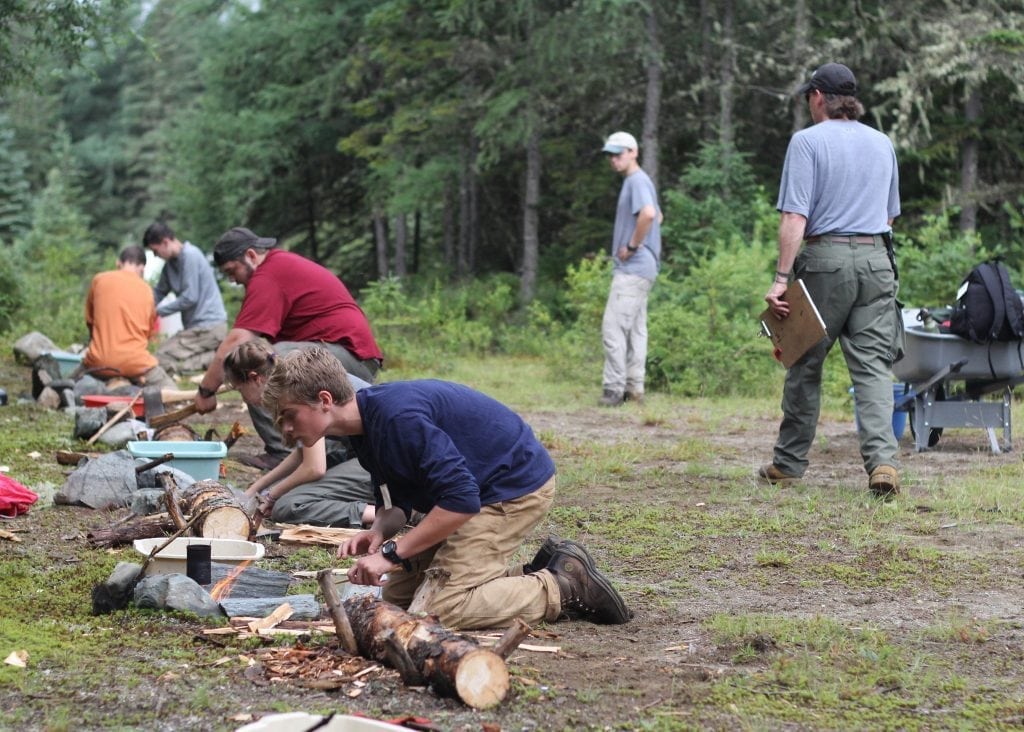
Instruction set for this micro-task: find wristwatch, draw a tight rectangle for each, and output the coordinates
[380,540,411,571]
[626,244,638,252]
[197,385,217,399]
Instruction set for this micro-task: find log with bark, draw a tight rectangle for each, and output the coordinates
[344,594,510,709]
[177,479,252,540]
[86,513,177,548]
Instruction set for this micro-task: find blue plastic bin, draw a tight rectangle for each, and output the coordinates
[128,441,227,481]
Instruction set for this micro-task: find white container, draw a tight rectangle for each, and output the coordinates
[133,537,265,575]
[236,713,404,731]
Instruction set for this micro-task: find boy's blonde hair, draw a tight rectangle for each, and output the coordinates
[262,345,355,417]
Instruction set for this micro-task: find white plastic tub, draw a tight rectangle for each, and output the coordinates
[235,713,404,731]
[133,537,264,575]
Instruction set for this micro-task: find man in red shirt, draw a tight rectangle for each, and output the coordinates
[195,227,383,469]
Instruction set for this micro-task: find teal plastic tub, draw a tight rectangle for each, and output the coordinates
[128,441,227,481]
[45,350,83,377]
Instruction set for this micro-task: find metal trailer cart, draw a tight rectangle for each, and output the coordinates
[892,325,1024,453]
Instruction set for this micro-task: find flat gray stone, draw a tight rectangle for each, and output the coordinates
[133,574,223,618]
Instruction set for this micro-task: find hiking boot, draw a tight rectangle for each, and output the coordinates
[624,390,645,405]
[599,390,624,407]
[547,542,631,624]
[758,464,799,484]
[524,536,562,574]
[869,465,900,498]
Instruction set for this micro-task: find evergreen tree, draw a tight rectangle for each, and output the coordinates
[0,114,32,244]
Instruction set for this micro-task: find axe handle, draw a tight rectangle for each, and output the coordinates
[160,386,232,404]
[149,403,200,430]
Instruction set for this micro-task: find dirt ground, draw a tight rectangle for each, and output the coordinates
[5,388,1024,730]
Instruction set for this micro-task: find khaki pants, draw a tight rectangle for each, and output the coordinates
[156,323,228,374]
[602,273,653,396]
[383,478,561,630]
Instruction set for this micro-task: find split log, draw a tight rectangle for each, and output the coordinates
[219,594,321,620]
[344,594,509,709]
[277,524,363,547]
[178,480,252,540]
[86,514,177,548]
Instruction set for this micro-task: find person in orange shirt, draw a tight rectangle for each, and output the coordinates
[79,246,176,389]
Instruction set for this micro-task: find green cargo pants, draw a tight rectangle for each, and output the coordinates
[773,235,903,477]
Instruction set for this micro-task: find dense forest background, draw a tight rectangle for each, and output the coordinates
[1,0,1023,396]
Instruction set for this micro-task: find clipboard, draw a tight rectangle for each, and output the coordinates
[759,279,827,368]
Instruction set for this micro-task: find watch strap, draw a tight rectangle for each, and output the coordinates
[197,385,217,399]
[381,540,412,571]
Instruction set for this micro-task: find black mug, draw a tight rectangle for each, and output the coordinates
[186,544,212,585]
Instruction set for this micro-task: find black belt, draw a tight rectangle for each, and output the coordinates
[806,234,880,245]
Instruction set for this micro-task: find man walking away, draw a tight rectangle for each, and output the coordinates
[759,63,903,498]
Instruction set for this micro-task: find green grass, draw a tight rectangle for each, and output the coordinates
[3,352,1024,729]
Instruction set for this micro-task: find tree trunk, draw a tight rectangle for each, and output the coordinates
[699,0,714,142]
[717,0,735,148]
[344,594,510,709]
[642,5,663,189]
[959,86,981,233]
[458,148,471,278]
[791,0,809,134]
[520,129,541,304]
[412,209,421,274]
[443,179,456,274]
[393,213,407,278]
[373,212,389,278]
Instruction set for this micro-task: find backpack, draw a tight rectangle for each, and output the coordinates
[948,261,1024,344]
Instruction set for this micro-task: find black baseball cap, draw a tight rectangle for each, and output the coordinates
[214,226,277,265]
[798,63,858,97]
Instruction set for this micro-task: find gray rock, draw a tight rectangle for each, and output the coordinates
[36,386,61,409]
[73,374,107,402]
[133,574,224,617]
[73,407,108,440]
[130,489,168,516]
[97,421,140,448]
[54,450,138,509]
[92,562,144,614]
[13,331,57,365]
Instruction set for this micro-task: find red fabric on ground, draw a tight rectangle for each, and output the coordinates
[0,475,39,517]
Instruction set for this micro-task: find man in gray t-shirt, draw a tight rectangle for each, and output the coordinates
[598,131,662,407]
[144,222,228,375]
[760,63,903,498]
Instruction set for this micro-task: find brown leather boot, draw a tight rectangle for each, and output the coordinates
[523,536,562,574]
[547,542,631,624]
[869,465,900,498]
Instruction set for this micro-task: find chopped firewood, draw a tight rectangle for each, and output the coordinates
[0,529,22,543]
[277,524,363,546]
[345,594,510,709]
[247,603,294,633]
[4,650,27,668]
[249,646,388,689]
